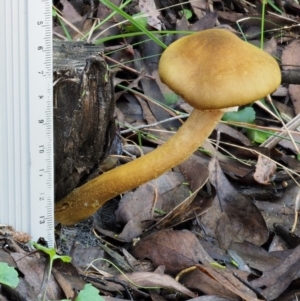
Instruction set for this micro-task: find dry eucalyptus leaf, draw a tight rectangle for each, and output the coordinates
[196,265,261,301]
[216,212,235,250]
[153,185,211,230]
[206,158,268,246]
[151,158,212,230]
[180,269,239,300]
[186,297,236,301]
[115,172,189,242]
[230,241,281,272]
[179,155,209,192]
[250,243,300,300]
[131,229,214,274]
[118,271,196,298]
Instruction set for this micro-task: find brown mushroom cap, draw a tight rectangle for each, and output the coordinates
[159,29,281,110]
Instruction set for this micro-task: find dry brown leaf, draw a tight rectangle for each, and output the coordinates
[186,296,236,301]
[118,271,196,298]
[196,265,262,301]
[230,241,281,272]
[282,40,300,69]
[180,269,239,300]
[250,243,300,300]
[60,0,82,23]
[115,172,189,242]
[288,85,300,114]
[189,0,207,19]
[204,157,268,246]
[282,40,300,114]
[139,0,161,30]
[253,155,277,185]
[11,253,63,300]
[150,159,212,230]
[132,229,214,274]
[190,12,218,32]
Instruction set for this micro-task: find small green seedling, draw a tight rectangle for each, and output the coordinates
[32,241,71,301]
[0,262,19,288]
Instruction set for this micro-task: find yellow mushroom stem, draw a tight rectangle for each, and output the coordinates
[55,109,223,225]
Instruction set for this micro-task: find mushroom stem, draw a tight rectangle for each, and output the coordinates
[55,109,223,225]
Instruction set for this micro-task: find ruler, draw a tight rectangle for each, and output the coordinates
[0,1,54,246]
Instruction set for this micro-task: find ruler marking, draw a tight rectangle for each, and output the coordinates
[28,0,54,247]
[1,1,53,246]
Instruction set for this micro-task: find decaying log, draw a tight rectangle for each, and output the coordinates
[53,40,116,201]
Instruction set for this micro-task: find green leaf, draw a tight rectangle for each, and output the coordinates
[247,128,273,144]
[122,13,148,33]
[32,242,71,263]
[164,92,179,106]
[0,262,19,288]
[76,284,104,301]
[179,9,192,20]
[266,0,283,13]
[222,107,256,124]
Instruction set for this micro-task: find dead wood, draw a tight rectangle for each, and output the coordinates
[53,40,116,201]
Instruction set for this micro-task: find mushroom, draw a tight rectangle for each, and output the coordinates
[55,28,281,225]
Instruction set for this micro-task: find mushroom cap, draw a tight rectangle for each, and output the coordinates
[158,29,281,110]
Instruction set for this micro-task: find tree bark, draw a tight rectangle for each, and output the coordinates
[53,40,116,201]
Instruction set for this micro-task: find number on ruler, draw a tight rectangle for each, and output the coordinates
[39,216,45,224]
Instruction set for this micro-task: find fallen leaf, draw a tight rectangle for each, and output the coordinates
[115,172,189,242]
[288,85,300,114]
[139,0,161,30]
[118,271,196,298]
[203,157,268,246]
[196,265,262,301]
[132,229,214,274]
[250,243,300,300]
[230,241,281,272]
[180,269,239,300]
[282,40,300,114]
[11,253,63,300]
[253,155,277,185]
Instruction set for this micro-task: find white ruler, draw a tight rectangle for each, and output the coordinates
[0,1,54,246]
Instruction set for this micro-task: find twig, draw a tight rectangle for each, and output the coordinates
[104,55,155,79]
[120,114,189,134]
[261,114,300,149]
